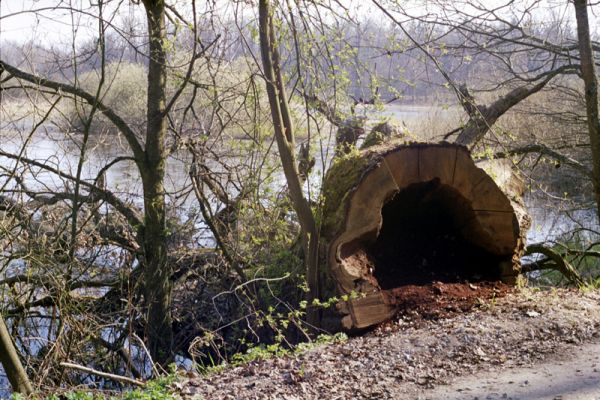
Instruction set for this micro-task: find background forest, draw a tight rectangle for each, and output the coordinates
[0,0,599,396]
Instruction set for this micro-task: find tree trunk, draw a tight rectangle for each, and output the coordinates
[453,67,575,148]
[574,0,600,219]
[0,316,33,395]
[321,141,530,329]
[0,0,173,369]
[141,0,172,366]
[258,0,320,321]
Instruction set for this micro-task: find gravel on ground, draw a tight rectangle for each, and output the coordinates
[176,288,600,399]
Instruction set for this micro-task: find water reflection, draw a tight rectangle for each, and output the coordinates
[0,129,190,200]
[527,199,598,244]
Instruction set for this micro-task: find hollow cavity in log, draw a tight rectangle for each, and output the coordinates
[321,142,529,330]
[369,179,505,289]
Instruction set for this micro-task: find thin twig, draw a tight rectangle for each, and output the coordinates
[60,362,146,387]
[132,333,161,377]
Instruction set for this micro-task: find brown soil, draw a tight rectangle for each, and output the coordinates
[383,281,511,320]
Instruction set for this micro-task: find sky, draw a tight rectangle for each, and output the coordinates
[0,0,140,46]
[0,0,598,48]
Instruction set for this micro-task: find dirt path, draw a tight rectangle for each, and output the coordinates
[179,288,600,399]
[421,341,600,400]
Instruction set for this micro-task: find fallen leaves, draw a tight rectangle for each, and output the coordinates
[179,288,600,399]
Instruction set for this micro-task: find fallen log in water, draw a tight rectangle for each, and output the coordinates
[320,140,530,329]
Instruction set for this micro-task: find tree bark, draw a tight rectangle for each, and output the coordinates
[258,0,320,321]
[522,244,585,287]
[141,0,172,366]
[0,316,33,395]
[574,0,600,219]
[454,66,576,147]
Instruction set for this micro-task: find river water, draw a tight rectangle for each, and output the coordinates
[0,130,185,200]
[0,104,453,194]
[2,104,584,239]
[0,104,597,397]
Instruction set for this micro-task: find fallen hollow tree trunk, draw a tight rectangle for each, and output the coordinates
[320,141,530,330]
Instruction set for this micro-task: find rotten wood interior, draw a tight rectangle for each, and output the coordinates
[322,142,529,330]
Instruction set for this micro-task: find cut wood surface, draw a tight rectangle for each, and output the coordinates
[321,141,530,329]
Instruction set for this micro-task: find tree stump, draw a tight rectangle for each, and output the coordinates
[321,141,530,330]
